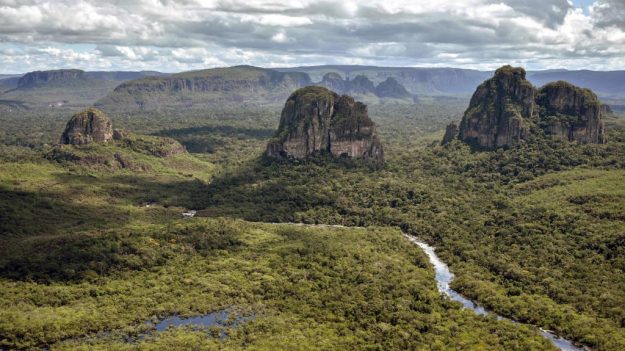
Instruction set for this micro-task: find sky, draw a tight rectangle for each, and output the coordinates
[0,0,624,73]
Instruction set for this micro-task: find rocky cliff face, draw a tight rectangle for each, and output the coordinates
[536,81,606,144]
[18,69,87,89]
[266,86,384,162]
[458,66,536,149]
[450,65,606,149]
[60,108,113,145]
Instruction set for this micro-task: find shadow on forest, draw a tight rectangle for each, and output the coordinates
[0,171,211,283]
[196,155,375,224]
[50,172,211,210]
[153,125,274,153]
[0,155,368,282]
[0,187,138,282]
[0,187,129,239]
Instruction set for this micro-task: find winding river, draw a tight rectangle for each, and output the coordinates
[403,234,589,351]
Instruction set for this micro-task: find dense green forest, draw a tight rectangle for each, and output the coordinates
[1,102,624,350]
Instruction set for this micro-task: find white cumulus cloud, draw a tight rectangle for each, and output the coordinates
[0,0,623,72]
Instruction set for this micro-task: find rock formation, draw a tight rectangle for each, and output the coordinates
[458,65,536,149]
[536,81,606,144]
[375,77,412,98]
[441,122,459,145]
[266,86,384,162]
[60,108,113,145]
[318,74,376,95]
[319,72,347,93]
[317,72,411,98]
[447,65,607,149]
[348,75,376,95]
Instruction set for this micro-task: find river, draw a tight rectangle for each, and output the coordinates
[403,234,589,351]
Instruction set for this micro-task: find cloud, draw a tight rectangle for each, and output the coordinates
[488,0,573,28]
[240,14,313,27]
[592,0,625,30]
[0,0,623,72]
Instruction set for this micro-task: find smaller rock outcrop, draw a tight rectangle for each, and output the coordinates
[317,72,411,99]
[318,73,376,95]
[536,81,606,144]
[60,108,113,145]
[441,122,459,145]
[266,86,384,162]
[348,75,376,95]
[375,77,412,98]
[319,72,347,93]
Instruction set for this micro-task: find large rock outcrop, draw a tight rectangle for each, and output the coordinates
[458,66,536,149]
[266,86,384,162]
[60,108,113,145]
[447,65,607,149]
[536,81,606,144]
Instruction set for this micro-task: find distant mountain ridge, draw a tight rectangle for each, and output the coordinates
[277,65,625,98]
[0,74,21,80]
[527,70,625,97]
[95,65,312,111]
[0,76,21,92]
[98,64,625,112]
[96,66,415,111]
[277,65,489,95]
[0,69,168,109]
[15,69,168,89]
[86,71,168,81]
[317,73,413,99]
[3,65,625,112]
[17,69,88,89]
